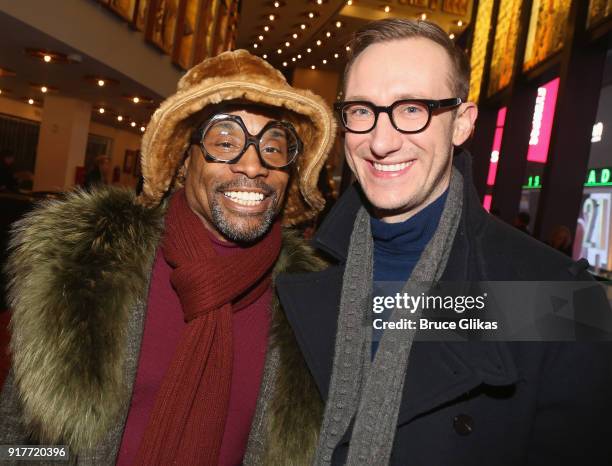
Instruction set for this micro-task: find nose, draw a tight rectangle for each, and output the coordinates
[230,144,269,178]
[369,112,402,158]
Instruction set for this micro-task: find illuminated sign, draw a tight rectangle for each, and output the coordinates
[526,77,560,163]
[592,122,603,143]
[522,168,612,189]
[576,192,611,271]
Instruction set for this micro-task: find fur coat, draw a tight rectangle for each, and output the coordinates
[0,187,324,465]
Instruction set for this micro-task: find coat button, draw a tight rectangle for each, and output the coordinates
[453,414,474,435]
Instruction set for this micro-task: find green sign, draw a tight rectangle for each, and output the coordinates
[522,168,612,189]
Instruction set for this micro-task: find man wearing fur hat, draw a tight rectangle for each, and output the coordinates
[0,50,334,465]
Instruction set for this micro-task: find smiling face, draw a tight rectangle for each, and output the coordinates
[183,107,291,243]
[344,37,477,223]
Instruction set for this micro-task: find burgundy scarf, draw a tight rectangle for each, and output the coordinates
[134,189,281,466]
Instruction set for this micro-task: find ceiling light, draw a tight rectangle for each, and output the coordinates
[269,14,275,21]
[285,41,291,47]
[326,31,331,37]
[274,1,280,7]
[117,115,123,122]
[420,13,427,20]
[334,53,339,58]
[322,59,327,64]
[140,126,145,132]
[43,55,52,63]
[311,65,316,69]
[41,86,48,93]
[457,20,463,27]
[131,121,136,127]
[449,33,455,39]
[258,35,264,40]
[335,21,342,28]
[99,107,105,114]
[97,79,105,87]
[28,98,34,105]
[297,54,302,58]
[300,23,307,29]
[282,61,287,67]
[316,40,322,46]
[133,97,140,103]
[277,48,282,54]
[264,25,270,31]
[307,48,312,53]
[263,54,268,59]
[292,33,298,39]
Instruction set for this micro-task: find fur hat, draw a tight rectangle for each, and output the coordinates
[138,49,336,225]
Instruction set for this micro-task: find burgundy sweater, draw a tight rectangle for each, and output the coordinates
[116,234,272,466]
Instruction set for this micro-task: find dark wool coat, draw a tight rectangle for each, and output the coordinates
[0,188,324,466]
[276,150,612,466]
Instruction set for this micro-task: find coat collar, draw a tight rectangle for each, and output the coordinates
[277,149,519,429]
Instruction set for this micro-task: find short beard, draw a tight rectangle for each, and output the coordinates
[209,178,279,243]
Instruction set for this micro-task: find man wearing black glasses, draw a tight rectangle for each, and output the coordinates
[276,19,612,466]
[0,50,336,465]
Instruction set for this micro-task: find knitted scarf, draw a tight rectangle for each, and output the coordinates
[314,167,464,466]
[134,189,281,466]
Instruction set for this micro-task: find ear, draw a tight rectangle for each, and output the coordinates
[452,102,478,146]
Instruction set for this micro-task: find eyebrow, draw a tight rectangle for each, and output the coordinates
[344,93,432,101]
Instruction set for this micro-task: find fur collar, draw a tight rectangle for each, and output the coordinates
[6,187,324,455]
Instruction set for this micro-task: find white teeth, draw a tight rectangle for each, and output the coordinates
[373,161,414,172]
[223,191,265,206]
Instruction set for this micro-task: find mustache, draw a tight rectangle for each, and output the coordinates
[214,177,276,197]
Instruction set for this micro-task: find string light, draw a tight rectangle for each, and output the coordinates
[117,115,123,122]
[326,31,331,37]
[99,107,105,114]
[28,98,34,104]
[335,21,342,28]
[311,65,316,69]
[384,5,390,13]
[263,54,268,59]
[322,59,327,64]
[258,35,264,40]
[97,79,105,87]
[282,61,288,67]
[133,97,140,103]
[346,46,351,51]
[308,12,315,19]
[264,25,270,31]
[292,33,298,39]
[420,13,427,20]
[269,14,275,21]
[457,20,463,26]
[43,55,51,63]
[347,0,352,4]
[292,57,296,62]
[334,53,339,58]
[317,0,323,4]
[316,40,322,46]
[131,121,136,127]
[307,48,312,53]
[297,54,302,59]
[274,1,280,7]
[277,48,283,54]
[253,43,258,48]
[449,33,455,39]
[300,23,307,30]
[140,126,145,132]
[285,41,291,47]
[41,86,48,93]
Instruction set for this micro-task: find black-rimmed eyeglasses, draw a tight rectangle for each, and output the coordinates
[334,98,462,134]
[190,114,303,169]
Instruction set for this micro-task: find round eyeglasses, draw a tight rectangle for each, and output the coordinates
[190,114,303,169]
[334,98,462,134]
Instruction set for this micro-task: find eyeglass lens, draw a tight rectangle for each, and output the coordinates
[202,119,298,167]
[341,101,430,132]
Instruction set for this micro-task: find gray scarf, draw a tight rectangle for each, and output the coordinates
[313,167,464,466]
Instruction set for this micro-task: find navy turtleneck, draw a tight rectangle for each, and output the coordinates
[370,188,449,356]
[371,189,449,283]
